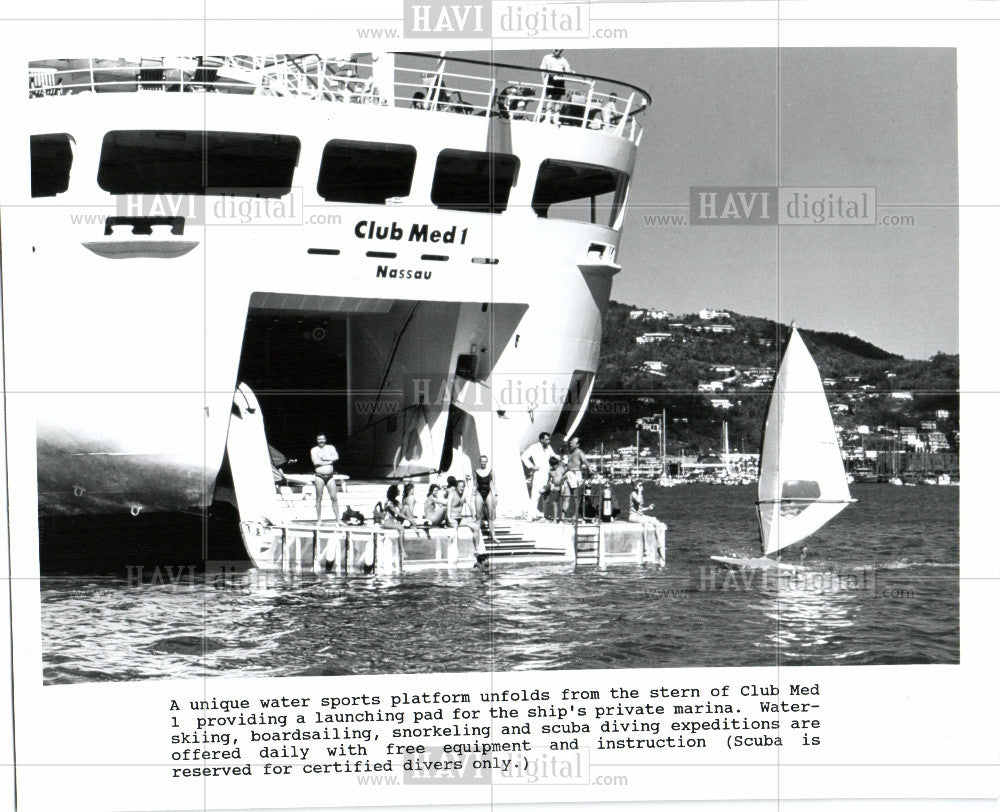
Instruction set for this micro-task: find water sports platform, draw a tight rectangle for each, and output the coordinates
[225,384,664,573]
[238,479,665,574]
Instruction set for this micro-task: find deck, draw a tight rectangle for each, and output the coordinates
[238,478,665,573]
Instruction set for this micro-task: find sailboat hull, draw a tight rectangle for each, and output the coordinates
[710,555,797,572]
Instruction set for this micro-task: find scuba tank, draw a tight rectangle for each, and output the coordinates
[601,482,613,521]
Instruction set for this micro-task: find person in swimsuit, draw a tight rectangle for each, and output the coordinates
[423,484,449,528]
[628,480,666,560]
[401,483,420,525]
[628,481,653,521]
[382,484,408,530]
[310,434,340,523]
[448,479,473,526]
[563,436,592,521]
[473,455,496,524]
[544,456,565,521]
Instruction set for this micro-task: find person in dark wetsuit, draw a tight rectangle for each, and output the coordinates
[473,454,496,524]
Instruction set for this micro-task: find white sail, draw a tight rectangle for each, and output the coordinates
[757,327,854,556]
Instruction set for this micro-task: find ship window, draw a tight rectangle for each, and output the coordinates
[97,130,300,196]
[31,133,74,198]
[431,149,519,214]
[532,159,629,227]
[317,140,417,204]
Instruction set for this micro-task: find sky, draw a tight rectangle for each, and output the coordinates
[480,48,959,359]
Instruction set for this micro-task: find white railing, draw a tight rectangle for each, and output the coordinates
[27,53,650,143]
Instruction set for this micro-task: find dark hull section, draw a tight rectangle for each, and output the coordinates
[38,507,247,575]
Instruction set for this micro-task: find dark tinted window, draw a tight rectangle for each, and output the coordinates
[31,133,74,198]
[431,149,519,213]
[532,159,629,227]
[317,140,417,204]
[97,130,300,196]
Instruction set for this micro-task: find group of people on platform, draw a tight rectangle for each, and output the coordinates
[521,432,596,522]
[379,456,496,534]
[307,432,661,542]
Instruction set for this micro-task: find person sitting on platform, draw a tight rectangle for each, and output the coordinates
[423,484,449,528]
[310,433,341,524]
[401,483,420,525]
[628,481,666,559]
[382,484,409,531]
[448,478,471,526]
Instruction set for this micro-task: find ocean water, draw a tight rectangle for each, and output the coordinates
[40,484,958,684]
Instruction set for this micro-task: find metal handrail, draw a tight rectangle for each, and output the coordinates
[28,53,649,142]
[393,50,651,117]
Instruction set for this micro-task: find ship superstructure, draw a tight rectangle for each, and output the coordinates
[21,53,648,526]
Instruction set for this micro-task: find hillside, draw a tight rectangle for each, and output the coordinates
[578,302,959,456]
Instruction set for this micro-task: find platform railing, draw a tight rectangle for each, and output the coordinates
[28,53,650,143]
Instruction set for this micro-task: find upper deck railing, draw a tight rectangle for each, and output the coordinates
[28,52,651,143]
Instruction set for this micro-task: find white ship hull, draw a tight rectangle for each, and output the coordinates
[17,54,644,521]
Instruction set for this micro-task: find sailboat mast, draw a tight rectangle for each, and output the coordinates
[661,408,666,471]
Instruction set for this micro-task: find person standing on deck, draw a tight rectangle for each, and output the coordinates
[521,432,558,518]
[600,92,620,130]
[310,434,341,523]
[474,455,497,525]
[539,48,571,123]
[563,436,592,521]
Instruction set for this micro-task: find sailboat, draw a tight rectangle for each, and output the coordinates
[712,326,856,570]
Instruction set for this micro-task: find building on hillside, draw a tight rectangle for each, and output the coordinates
[927,431,951,452]
[635,332,671,345]
[705,323,736,334]
[699,309,731,320]
[710,398,734,410]
[698,381,724,392]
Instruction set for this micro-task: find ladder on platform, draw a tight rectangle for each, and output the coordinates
[572,520,605,567]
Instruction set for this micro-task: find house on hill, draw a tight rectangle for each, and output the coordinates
[636,332,672,345]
